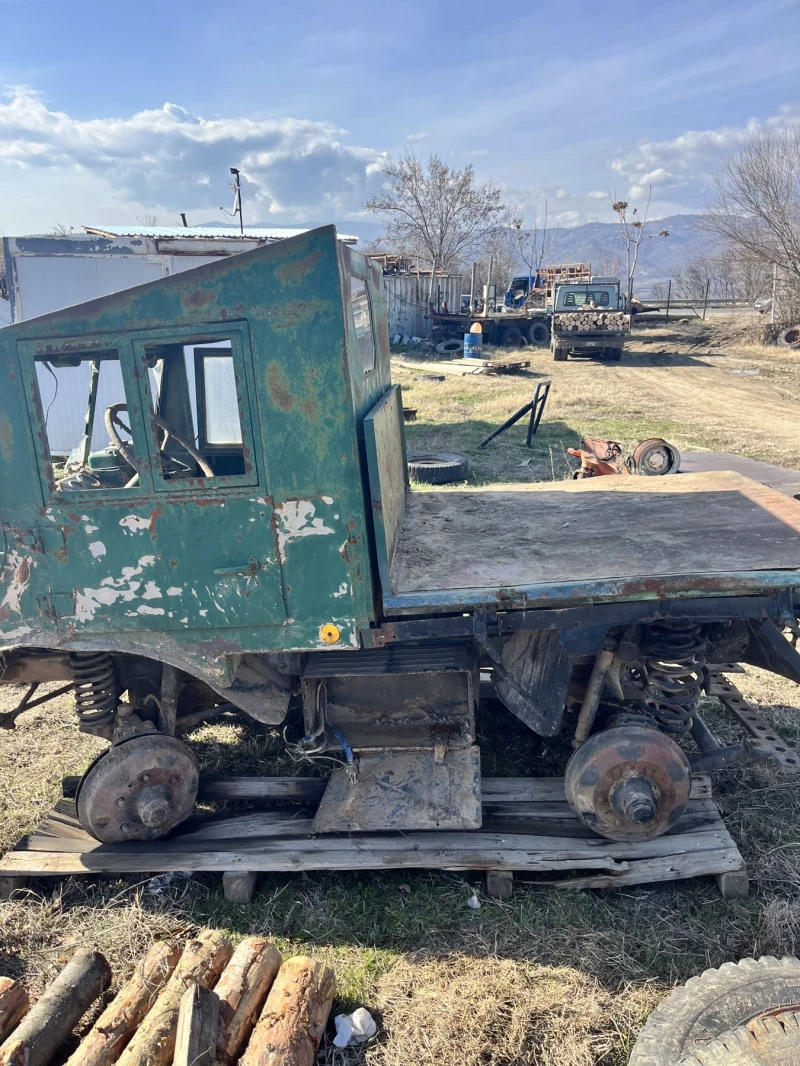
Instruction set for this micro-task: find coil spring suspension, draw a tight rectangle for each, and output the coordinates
[641,624,707,735]
[69,652,118,727]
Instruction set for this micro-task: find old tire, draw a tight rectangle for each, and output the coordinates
[553,347,568,361]
[436,339,464,355]
[407,452,469,484]
[527,320,550,346]
[777,324,800,347]
[679,1011,800,1064]
[630,956,800,1066]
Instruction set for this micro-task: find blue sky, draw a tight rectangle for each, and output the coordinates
[2,0,800,234]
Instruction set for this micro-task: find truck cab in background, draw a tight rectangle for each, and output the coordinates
[550,276,630,361]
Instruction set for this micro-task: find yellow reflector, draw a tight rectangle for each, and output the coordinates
[320,623,341,645]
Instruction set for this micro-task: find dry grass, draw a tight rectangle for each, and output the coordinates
[370,955,657,1066]
[1,318,800,1064]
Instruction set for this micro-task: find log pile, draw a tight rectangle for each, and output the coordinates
[0,937,338,1066]
[553,311,628,333]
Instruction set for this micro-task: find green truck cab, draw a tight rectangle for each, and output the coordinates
[550,277,630,361]
[1,226,799,847]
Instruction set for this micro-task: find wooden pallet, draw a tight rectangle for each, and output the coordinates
[0,775,747,904]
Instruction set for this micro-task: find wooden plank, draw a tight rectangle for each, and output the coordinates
[527,847,744,890]
[174,985,219,1066]
[195,775,711,804]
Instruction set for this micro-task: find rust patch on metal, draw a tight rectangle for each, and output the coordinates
[148,506,162,534]
[266,362,295,411]
[0,607,10,624]
[183,288,215,310]
[274,248,323,286]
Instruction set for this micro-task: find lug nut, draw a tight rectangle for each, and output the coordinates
[119,823,130,834]
[141,773,151,783]
[116,797,125,807]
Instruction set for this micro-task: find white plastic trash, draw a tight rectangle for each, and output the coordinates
[333,1007,378,1047]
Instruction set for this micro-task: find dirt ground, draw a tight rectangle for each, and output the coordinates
[1,317,800,1066]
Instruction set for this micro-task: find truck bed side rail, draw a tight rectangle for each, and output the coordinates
[363,384,408,596]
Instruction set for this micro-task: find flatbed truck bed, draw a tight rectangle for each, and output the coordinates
[366,389,800,615]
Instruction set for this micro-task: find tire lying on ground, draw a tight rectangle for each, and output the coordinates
[679,1010,800,1065]
[777,324,800,347]
[630,956,800,1066]
[436,339,464,355]
[407,453,469,484]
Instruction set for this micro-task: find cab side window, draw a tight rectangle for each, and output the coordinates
[349,275,376,373]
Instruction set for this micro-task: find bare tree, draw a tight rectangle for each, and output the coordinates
[674,254,770,302]
[610,187,669,306]
[365,152,509,284]
[512,202,555,288]
[49,222,74,236]
[136,213,160,227]
[703,127,800,291]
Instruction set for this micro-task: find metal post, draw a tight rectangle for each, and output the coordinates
[702,277,711,320]
[665,279,671,324]
[469,262,476,313]
[483,255,494,317]
[771,262,778,325]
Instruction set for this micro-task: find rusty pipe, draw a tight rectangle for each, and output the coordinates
[573,646,616,749]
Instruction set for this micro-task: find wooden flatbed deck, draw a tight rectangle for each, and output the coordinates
[387,471,800,610]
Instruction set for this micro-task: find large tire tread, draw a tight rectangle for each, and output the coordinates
[679,1010,800,1064]
[630,956,800,1066]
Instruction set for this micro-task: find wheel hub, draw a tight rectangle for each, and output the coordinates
[565,725,691,841]
[76,732,199,843]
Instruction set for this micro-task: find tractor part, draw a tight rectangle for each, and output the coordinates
[564,725,691,841]
[631,437,681,476]
[679,1009,800,1065]
[568,437,628,478]
[76,731,199,843]
[0,682,74,729]
[640,623,706,735]
[406,453,469,484]
[572,643,617,748]
[630,956,800,1066]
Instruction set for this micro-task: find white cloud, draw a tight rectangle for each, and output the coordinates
[0,87,389,229]
[610,104,800,204]
[405,131,428,142]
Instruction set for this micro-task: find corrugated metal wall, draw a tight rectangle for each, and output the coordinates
[383,274,462,338]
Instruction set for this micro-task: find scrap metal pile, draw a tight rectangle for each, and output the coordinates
[0,935,338,1066]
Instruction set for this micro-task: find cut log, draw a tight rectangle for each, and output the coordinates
[63,940,181,1066]
[116,930,232,1066]
[239,956,335,1066]
[0,951,111,1066]
[0,980,29,1043]
[215,938,283,1064]
[174,985,219,1066]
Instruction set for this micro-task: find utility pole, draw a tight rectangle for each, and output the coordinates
[771,263,778,325]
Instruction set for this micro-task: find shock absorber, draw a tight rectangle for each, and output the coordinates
[641,623,707,735]
[69,652,118,728]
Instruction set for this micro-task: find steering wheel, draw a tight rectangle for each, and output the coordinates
[104,403,215,478]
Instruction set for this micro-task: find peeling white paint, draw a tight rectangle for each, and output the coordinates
[142,581,163,601]
[1,551,35,616]
[321,496,334,505]
[167,586,183,596]
[199,608,208,617]
[88,541,106,559]
[80,515,90,521]
[74,555,157,622]
[119,515,151,534]
[274,499,335,563]
[84,524,98,534]
[136,604,165,616]
[333,581,350,598]
[179,617,188,624]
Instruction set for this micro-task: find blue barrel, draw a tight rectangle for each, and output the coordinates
[463,332,483,358]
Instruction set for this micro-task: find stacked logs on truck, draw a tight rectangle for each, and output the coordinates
[553,311,627,332]
[0,935,338,1066]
